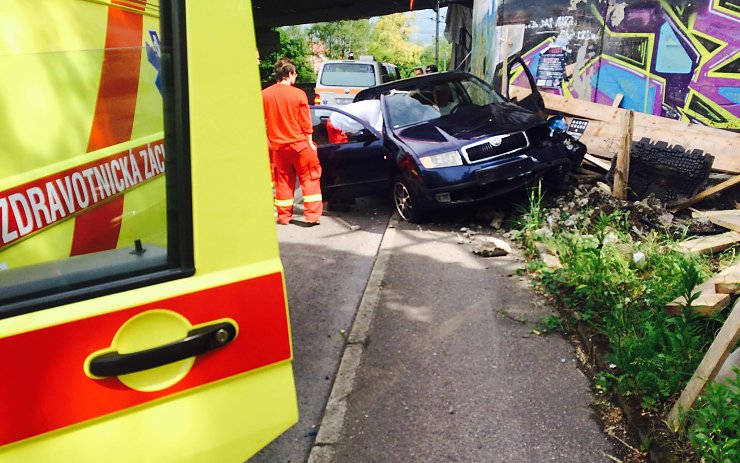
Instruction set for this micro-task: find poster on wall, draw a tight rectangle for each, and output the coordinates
[536,49,566,88]
[566,118,589,140]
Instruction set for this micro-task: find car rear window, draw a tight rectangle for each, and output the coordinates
[320,63,376,87]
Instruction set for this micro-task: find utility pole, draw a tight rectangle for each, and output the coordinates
[434,0,440,69]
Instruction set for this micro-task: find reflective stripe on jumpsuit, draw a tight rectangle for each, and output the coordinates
[273,140,323,224]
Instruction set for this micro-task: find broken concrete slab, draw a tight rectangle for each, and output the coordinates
[534,242,562,269]
[470,236,512,257]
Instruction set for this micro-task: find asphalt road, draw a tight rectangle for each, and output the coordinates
[251,195,393,463]
[327,219,616,462]
[253,193,616,463]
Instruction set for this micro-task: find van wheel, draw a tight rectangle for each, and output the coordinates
[393,176,429,223]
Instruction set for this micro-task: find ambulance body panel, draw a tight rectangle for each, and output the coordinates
[0,1,297,461]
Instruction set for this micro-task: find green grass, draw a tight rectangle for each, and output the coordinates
[686,368,740,463]
[513,182,739,461]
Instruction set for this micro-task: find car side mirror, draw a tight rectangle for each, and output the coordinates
[356,128,378,142]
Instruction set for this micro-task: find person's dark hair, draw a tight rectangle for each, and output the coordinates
[425,64,438,73]
[275,57,296,81]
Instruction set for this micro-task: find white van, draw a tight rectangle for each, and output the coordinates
[314,59,399,107]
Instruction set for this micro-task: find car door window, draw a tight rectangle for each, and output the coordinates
[0,1,191,316]
[460,76,506,107]
[381,65,391,83]
[311,108,373,145]
[505,56,547,118]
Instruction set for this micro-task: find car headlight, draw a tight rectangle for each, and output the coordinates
[419,150,463,169]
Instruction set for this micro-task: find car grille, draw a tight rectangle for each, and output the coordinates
[462,132,529,163]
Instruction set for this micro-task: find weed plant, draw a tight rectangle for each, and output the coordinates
[686,368,739,463]
[514,182,738,461]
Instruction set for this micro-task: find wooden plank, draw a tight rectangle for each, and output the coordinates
[612,110,634,200]
[575,167,601,175]
[666,264,740,316]
[512,86,739,140]
[716,282,740,295]
[611,94,624,108]
[678,231,740,254]
[667,298,740,430]
[584,154,611,172]
[690,208,740,218]
[500,28,510,96]
[708,215,740,233]
[671,176,740,212]
[510,86,740,174]
[713,263,740,294]
[665,293,730,317]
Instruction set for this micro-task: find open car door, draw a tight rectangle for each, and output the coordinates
[0,1,296,462]
[311,106,390,201]
[495,54,547,120]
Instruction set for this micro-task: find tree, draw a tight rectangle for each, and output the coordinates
[419,40,452,71]
[368,13,422,77]
[259,26,314,83]
[308,20,371,59]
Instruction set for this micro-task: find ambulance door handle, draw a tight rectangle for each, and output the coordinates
[89,321,237,378]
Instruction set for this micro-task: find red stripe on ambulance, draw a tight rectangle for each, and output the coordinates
[71,1,145,256]
[0,141,165,249]
[0,272,291,446]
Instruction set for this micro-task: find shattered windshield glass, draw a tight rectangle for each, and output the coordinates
[384,76,505,128]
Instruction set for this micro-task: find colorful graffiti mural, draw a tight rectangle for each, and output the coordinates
[488,0,739,129]
[472,0,498,82]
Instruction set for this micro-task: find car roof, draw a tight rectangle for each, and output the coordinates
[355,71,482,101]
[320,60,382,66]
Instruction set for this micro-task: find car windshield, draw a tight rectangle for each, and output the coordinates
[320,63,376,87]
[384,75,505,128]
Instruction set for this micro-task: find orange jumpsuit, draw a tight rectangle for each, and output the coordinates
[326,119,349,144]
[262,83,323,224]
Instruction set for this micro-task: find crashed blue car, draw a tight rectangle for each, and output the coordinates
[310,59,585,222]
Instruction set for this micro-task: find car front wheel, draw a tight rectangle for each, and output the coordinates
[393,176,429,223]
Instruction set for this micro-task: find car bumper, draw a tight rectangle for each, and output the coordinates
[416,150,572,207]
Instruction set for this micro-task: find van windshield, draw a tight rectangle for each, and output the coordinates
[320,63,376,87]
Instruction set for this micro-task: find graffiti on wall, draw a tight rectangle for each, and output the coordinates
[494,0,739,129]
[472,0,498,82]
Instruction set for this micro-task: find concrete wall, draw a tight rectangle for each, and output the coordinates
[478,0,739,129]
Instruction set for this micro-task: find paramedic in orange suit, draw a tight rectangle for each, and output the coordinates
[262,58,323,225]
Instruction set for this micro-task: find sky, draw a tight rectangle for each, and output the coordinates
[410,7,448,46]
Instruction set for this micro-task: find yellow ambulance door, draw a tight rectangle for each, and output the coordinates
[0,1,297,462]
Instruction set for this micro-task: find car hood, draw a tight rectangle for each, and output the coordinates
[394,102,545,150]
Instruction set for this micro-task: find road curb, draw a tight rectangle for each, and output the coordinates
[306,214,399,463]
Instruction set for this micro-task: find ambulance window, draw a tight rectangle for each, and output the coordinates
[0,1,192,317]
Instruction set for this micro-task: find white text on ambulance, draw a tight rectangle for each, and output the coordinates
[1,141,165,247]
